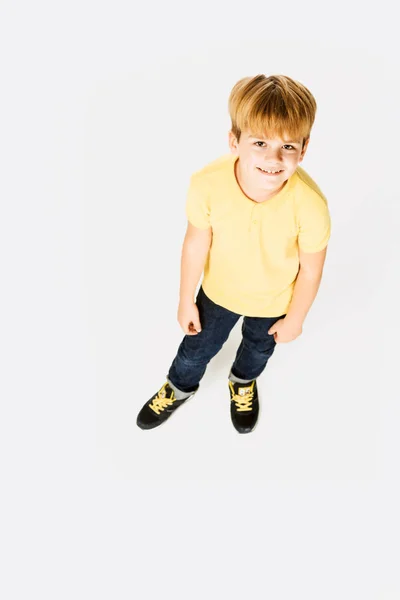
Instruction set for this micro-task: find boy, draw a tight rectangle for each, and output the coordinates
[136,73,331,433]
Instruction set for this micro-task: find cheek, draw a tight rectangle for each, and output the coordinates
[244,152,257,165]
[249,151,261,162]
[286,155,300,166]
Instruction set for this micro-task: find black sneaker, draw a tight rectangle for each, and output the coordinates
[136,381,197,430]
[229,379,259,433]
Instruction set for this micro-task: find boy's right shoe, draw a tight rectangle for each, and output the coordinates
[136,381,196,430]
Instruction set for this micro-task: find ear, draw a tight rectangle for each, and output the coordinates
[228,130,239,154]
[299,137,310,162]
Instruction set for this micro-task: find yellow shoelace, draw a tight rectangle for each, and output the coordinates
[149,383,177,415]
[229,380,255,412]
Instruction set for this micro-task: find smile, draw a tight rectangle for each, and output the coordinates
[257,167,284,175]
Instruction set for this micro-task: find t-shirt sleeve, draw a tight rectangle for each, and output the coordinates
[185,175,211,230]
[297,192,331,252]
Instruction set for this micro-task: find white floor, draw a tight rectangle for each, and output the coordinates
[3,5,399,597]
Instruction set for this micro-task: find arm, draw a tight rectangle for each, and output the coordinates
[285,246,328,325]
[179,221,212,304]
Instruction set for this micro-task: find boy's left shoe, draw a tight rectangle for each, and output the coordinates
[229,379,259,433]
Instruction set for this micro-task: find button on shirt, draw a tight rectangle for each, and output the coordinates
[185,153,331,317]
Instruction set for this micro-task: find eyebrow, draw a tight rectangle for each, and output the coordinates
[249,136,301,143]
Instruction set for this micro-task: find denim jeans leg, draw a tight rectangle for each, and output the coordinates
[230,313,287,381]
[167,286,242,393]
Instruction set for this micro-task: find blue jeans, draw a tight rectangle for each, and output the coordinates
[167,285,287,393]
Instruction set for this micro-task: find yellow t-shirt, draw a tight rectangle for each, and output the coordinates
[185,153,331,317]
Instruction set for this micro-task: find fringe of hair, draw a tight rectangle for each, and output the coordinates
[228,74,317,149]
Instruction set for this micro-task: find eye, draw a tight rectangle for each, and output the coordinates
[254,142,295,150]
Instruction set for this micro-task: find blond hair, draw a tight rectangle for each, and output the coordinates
[228,74,317,149]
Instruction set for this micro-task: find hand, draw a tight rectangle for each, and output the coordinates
[268,317,303,343]
[177,300,202,335]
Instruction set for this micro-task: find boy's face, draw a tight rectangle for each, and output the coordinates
[228,128,310,192]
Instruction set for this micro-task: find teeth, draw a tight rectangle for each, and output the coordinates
[259,168,282,173]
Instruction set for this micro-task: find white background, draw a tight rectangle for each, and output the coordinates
[1,0,399,598]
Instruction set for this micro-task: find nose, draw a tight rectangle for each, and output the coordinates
[263,148,283,163]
